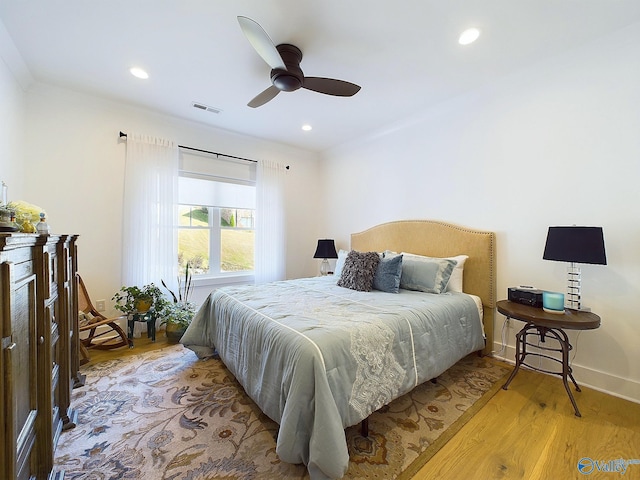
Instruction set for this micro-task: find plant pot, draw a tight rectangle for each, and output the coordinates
[135,297,153,313]
[165,321,187,344]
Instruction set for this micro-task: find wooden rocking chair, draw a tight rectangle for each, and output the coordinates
[77,274,132,363]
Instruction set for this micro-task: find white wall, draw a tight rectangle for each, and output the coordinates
[0,42,25,198]
[321,24,640,402]
[20,83,323,314]
[4,15,638,402]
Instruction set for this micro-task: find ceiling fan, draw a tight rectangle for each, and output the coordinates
[237,16,361,108]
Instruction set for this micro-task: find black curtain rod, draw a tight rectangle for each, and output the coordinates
[119,131,289,169]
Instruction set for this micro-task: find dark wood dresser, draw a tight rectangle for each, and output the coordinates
[1,233,81,480]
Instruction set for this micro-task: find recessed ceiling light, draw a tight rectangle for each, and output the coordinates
[130,67,149,79]
[302,124,312,131]
[458,28,480,45]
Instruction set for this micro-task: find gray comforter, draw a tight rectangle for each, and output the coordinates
[181,276,484,479]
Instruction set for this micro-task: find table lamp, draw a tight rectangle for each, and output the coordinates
[542,226,606,310]
[313,239,338,276]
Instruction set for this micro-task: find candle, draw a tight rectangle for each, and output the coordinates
[543,291,565,313]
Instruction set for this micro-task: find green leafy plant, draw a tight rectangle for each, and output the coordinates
[161,301,197,329]
[162,263,193,304]
[161,263,196,328]
[112,283,169,316]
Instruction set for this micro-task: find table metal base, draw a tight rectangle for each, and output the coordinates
[502,322,582,417]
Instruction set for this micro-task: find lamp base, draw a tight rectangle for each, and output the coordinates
[566,263,582,310]
[320,258,330,276]
[566,306,592,313]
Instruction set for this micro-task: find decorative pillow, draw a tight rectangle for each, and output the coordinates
[337,250,380,292]
[334,249,349,277]
[373,253,403,293]
[400,252,457,294]
[444,255,469,293]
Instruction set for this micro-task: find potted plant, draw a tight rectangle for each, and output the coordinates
[161,264,196,343]
[112,283,168,315]
[161,301,197,343]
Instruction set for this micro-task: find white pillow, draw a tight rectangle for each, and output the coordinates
[444,254,469,293]
[333,249,349,277]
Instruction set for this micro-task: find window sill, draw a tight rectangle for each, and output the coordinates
[191,273,254,289]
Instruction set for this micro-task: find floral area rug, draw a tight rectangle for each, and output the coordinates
[55,344,510,480]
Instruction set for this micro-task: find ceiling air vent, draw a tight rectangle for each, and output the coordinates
[192,102,222,114]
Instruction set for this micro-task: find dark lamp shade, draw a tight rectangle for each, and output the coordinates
[313,239,338,259]
[543,226,607,265]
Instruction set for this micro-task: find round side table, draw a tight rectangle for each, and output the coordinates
[497,300,601,417]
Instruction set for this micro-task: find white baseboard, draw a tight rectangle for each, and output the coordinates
[492,342,640,405]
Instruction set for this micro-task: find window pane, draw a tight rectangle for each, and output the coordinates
[220,208,255,228]
[221,229,254,272]
[236,209,255,228]
[221,208,236,227]
[179,206,209,227]
[178,206,191,226]
[179,228,210,274]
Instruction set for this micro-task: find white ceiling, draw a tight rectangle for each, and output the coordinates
[1,1,639,152]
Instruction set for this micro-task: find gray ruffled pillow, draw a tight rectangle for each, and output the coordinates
[337,251,380,292]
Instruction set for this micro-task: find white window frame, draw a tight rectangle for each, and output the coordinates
[178,205,255,288]
[178,149,257,288]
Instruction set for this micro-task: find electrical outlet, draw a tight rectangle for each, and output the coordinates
[96,299,106,312]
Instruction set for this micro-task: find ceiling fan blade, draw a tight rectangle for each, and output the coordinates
[248,85,281,108]
[237,16,286,70]
[303,77,361,97]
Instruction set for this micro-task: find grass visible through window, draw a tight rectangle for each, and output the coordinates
[178,206,254,274]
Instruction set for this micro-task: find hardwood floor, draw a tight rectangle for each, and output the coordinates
[80,333,172,367]
[83,338,640,480]
[417,367,640,480]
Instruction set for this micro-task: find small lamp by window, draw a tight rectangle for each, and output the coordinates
[313,239,338,276]
[543,226,607,310]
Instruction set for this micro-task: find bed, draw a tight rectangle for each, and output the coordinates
[181,220,496,480]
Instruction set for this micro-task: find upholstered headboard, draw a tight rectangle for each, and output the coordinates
[351,220,496,355]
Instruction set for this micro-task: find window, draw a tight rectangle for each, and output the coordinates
[178,151,256,278]
[178,205,255,275]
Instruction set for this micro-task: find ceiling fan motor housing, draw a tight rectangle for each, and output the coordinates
[237,17,361,107]
[271,44,304,91]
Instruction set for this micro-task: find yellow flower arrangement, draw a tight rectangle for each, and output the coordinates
[7,200,47,233]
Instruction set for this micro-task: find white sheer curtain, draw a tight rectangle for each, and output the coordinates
[121,133,179,292]
[255,159,287,284]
